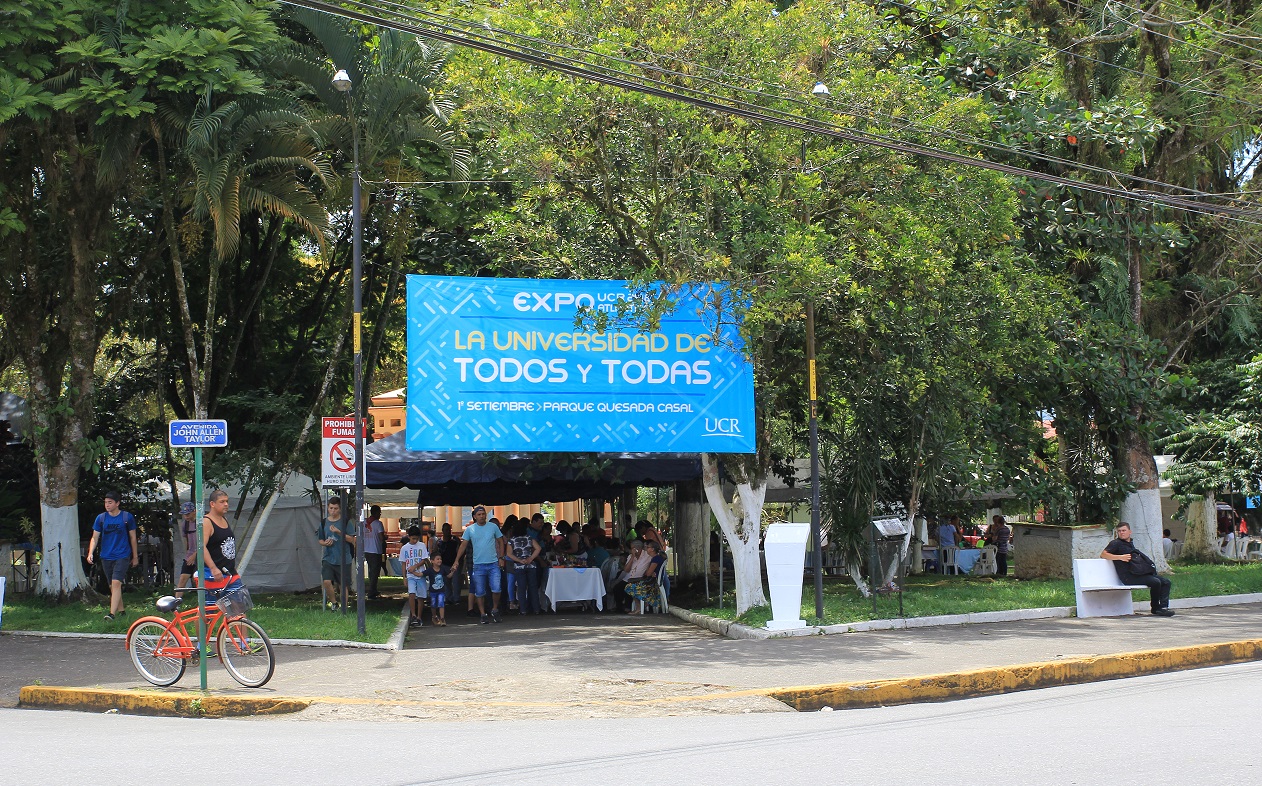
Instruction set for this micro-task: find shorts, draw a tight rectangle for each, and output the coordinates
[101,558,130,583]
[470,562,502,597]
[407,575,428,597]
[322,562,344,583]
[179,560,196,577]
[428,592,446,609]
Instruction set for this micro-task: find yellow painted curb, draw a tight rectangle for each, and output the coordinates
[18,686,309,718]
[768,638,1262,711]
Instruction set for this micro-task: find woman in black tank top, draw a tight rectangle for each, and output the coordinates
[203,490,238,579]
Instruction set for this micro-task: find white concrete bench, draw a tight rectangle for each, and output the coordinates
[1073,558,1141,618]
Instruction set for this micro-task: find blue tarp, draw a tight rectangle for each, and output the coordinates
[364,430,700,505]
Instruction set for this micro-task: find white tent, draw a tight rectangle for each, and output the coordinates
[223,472,323,593]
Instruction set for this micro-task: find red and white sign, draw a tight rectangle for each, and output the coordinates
[321,417,361,487]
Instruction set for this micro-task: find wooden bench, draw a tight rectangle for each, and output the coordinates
[1073,558,1141,618]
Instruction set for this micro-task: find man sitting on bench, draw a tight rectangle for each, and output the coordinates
[1100,522,1175,617]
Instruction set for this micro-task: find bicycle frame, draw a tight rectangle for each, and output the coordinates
[125,600,246,660]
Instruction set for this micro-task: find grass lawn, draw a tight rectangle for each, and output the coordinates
[687,562,1262,628]
[1,579,405,644]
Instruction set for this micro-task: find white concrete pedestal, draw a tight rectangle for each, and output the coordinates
[764,522,809,630]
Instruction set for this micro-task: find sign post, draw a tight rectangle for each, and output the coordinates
[322,417,365,629]
[168,419,228,692]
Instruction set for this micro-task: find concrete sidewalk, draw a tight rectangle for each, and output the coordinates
[4,602,1261,720]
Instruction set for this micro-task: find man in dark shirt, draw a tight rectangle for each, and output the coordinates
[435,522,462,607]
[1101,522,1174,616]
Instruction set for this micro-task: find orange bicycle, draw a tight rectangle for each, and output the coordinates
[124,578,275,688]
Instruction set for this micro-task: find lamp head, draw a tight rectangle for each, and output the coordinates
[332,69,352,92]
[812,81,830,96]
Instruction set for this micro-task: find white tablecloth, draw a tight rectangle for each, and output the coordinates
[544,567,606,611]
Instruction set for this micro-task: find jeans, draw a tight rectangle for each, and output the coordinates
[446,565,463,606]
[997,552,1008,576]
[365,553,383,596]
[1124,573,1172,611]
[513,564,540,614]
[505,568,517,603]
[470,562,502,597]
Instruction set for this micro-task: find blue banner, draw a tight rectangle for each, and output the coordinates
[406,275,755,453]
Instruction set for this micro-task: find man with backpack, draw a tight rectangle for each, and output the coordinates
[1101,522,1174,617]
[86,491,138,622]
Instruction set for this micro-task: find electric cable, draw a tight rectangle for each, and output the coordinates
[282,0,1262,223]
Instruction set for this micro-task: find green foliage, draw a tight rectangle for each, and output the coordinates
[1164,356,1262,497]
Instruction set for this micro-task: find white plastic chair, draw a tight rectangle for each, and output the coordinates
[941,547,959,575]
[973,548,997,576]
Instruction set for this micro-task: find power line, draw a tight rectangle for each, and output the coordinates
[282,0,1262,224]
[363,0,1221,199]
[1101,0,1262,58]
[878,0,1262,115]
[349,0,1254,205]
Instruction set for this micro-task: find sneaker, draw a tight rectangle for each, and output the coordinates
[408,618,420,628]
[1152,608,1176,617]
[491,609,502,623]
[103,613,114,622]
[480,614,490,625]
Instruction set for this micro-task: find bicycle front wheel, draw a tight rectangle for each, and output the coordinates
[129,621,186,686]
[217,618,275,688]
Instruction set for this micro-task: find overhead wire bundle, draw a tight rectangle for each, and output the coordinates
[282,0,1262,224]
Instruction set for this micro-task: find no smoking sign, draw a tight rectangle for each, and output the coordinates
[321,417,361,487]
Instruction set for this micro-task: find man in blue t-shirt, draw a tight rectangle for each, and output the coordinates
[86,490,138,622]
[450,505,504,624]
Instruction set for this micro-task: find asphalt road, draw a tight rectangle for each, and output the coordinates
[4,661,1258,785]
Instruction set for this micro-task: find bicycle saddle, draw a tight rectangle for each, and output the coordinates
[155,595,182,613]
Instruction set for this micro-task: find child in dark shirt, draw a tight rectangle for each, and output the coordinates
[423,553,447,627]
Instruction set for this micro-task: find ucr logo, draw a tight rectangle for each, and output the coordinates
[704,418,741,436]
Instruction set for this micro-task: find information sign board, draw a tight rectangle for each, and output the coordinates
[322,417,359,487]
[168,419,228,448]
[406,275,755,453]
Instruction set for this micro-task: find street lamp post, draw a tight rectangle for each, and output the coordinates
[333,68,368,636]
[806,80,829,621]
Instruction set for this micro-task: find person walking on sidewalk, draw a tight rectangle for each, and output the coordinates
[1101,522,1174,616]
[86,490,138,621]
[362,505,386,599]
[400,525,429,628]
[450,505,505,624]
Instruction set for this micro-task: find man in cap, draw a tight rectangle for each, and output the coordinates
[449,505,505,623]
[174,500,199,596]
[86,491,138,621]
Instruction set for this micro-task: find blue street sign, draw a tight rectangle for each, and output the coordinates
[168,419,228,448]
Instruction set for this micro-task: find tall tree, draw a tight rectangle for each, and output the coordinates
[0,0,282,596]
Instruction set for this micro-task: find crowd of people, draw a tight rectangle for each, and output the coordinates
[349,505,670,627]
[932,513,1012,576]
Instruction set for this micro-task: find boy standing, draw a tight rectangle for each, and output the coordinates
[400,525,429,627]
[424,553,448,626]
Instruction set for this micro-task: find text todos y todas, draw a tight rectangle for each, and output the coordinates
[452,329,717,385]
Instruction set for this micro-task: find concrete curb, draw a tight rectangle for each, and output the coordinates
[767,638,1262,711]
[18,685,310,718]
[675,591,1262,641]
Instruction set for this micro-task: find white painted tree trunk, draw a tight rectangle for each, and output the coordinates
[848,561,871,597]
[700,454,767,615]
[1179,494,1220,561]
[36,502,88,596]
[1119,487,1168,572]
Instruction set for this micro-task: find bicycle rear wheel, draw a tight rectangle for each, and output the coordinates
[217,618,275,688]
[129,621,186,686]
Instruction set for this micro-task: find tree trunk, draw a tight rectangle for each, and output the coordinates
[1179,494,1220,562]
[673,479,708,582]
[700,453,767,615]
[848,561,871,597]
[1121,427,1169,572]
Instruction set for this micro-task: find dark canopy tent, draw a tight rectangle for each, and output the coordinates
[365,430,701,506]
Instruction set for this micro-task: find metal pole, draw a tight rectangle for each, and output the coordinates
[870,521,880,617]
[807,301,824,620]
[350,91,368,636]
[194,447,207,691]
